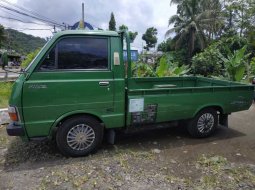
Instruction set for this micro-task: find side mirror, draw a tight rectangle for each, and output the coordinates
[1,52,8,70]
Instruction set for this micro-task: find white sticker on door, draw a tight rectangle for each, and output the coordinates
[129,98,144,113]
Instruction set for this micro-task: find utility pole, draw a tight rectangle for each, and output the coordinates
[142,42,144,54]
[82,2,85,24]
[79,3,85,29]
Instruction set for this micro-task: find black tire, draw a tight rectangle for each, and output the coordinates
[187,108,218,138]
[56,116,104,157]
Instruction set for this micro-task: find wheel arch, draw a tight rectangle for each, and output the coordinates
[193,105,225,118]
[49,111,104,138]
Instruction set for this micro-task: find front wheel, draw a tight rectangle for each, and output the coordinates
[187,108,218,138]
[56,116,103,157]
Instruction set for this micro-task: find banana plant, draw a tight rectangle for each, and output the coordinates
[156,54,190,77]
[221,46,248,82]
[132,62,157,77]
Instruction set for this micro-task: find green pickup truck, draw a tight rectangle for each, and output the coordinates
[6,30,254,157]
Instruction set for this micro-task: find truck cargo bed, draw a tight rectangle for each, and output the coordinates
[126,77,254,126]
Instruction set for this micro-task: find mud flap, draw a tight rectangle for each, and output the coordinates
[219,114,228,128]
[106,129,116,145]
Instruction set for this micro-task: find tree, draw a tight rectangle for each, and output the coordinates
[192,35,249,78]
[142,27,158,51]
[2,29,45,55]
[157,41,168,52]
[1,52,8,68]
[157,38,174,52]
[119,25,138,43]
[109,12,116,31]
[129,31,138,43]
[166,0,223,61]
[223,0,255,37]
[0,24,5,47]
[119,24,128,31]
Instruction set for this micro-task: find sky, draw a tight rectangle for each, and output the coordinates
[0,0,177,50]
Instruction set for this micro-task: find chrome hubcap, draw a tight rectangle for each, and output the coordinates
[197,113,214,133]
[67,124,95,151]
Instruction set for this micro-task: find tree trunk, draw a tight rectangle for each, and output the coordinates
[188,29,195,66]
[240,5,244,37]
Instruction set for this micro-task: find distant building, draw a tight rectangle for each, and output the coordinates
[141,51,163,64]
[0,49,21,66]
[70,21,94,30]
[123,50,139,62]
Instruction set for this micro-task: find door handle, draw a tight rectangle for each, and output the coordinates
[99,81,109,86]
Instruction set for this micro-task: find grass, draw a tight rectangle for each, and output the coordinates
[0,82,13,108]
[195,155,255,189]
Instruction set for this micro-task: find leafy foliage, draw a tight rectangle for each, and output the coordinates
[0,24,5,47]
[142,27,158,51]
[157,38,174,52]
[0,82,12,108]
[119,25,138,43]
[129,31,138,43]
[163,0,255,81]
[1,52,8,68]
[109,12,116,31]
[132,62,156,77]
[21,48,41,68]
[119,25,128,31]
[2,29,46,55]
[132,53,190,78]
[192,35,250,79]
[223,0,255,37]
[156,54,190,77]
[250,57,255,77]
[221,46,248,81]
[167,0,223,60]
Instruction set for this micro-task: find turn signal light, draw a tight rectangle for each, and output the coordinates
[8,106,19,121]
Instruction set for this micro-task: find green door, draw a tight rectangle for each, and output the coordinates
[22,36,114,137]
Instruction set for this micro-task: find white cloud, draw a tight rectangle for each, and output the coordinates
[0,0,177,49]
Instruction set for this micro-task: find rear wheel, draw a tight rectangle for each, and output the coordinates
[188,108,218,138]
[56,116,103,157]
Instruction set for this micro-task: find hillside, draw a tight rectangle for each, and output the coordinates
[2,29,46,55]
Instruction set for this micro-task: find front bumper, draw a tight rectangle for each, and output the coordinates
[6,122,25,136]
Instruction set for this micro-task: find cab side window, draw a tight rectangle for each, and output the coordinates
[38,37,108,71]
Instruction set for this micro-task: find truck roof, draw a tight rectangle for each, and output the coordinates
[53,30,120,38]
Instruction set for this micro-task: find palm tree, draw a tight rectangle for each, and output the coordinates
[166,0,223,61]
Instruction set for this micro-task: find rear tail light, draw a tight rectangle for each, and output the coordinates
[8,106,19,122]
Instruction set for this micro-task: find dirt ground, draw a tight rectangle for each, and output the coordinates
[0,105,255,190]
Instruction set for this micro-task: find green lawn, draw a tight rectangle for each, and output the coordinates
[0,82,13,108]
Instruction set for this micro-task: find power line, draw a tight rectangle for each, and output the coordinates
[1,7,29,20]
[3,25,53,32]
[0,15,52,26]
[18,28,53,31]
[0,8,51,26]
[0,3,64,27]
[0,0,64,26]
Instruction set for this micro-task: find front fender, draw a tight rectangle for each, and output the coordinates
[48,110,104,137]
